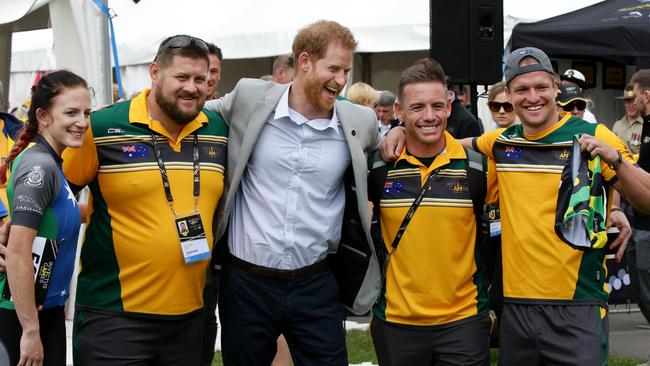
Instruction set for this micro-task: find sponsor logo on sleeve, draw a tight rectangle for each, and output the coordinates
[25,166,45,188]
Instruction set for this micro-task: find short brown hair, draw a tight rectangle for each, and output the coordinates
[155,35,210,69]
[292,20,357,65]
[631,69,650,92]
[398,58,447,102]
[273,54,293,72]
[487,81,506,102]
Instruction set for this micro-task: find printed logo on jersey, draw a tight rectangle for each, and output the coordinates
[203,146,218,158]
[503,146,523,159]
[25,166,45,188]
[16,194,44,214]
[558,149,570,160]
[122,145,149,158]
[107,128,126,134]
[384,180,405,194]
[447,180,469,193]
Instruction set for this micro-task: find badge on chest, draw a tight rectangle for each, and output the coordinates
[176,213,210,264]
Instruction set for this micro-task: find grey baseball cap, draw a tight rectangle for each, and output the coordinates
[504,47,554,85]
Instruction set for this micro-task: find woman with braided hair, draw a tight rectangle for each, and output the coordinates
[0,70,90,366]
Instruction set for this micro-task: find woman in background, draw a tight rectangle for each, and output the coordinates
[487,81,517,130]
[346,82,379,108]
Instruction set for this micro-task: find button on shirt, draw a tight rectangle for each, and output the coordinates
[229,85,351,269]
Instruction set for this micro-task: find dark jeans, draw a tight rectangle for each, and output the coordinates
[218,262,347,366]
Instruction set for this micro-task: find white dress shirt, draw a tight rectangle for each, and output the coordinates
[378,120,392,137]
[228,85,351,269]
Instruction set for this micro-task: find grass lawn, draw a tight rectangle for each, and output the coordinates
[213,329,645,365]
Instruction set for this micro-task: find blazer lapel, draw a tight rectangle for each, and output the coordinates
[225,84,288,218]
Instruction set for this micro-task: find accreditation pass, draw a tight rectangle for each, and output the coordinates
[175,214,210,264]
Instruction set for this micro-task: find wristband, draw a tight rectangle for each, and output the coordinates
[609,150,622,171]
[610,207,624,214]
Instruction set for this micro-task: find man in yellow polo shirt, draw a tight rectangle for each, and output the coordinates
[63,35,227,365]
[470,48,650,366]
[379,48,650,366]
[369,58,490,365]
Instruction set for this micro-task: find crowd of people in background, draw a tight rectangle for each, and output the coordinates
[0,18,650,366]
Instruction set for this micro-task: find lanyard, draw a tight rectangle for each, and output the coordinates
[390,169,439,252]
[151,133,200,216]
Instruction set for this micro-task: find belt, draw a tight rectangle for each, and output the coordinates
[227,254,329,280]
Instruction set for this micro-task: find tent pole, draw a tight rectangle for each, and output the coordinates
[0,24,11,112]
[97,0,112,105]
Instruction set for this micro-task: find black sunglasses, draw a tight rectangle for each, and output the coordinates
[561,100,587,112]
[488,101,514,113]
[154,35,208,61]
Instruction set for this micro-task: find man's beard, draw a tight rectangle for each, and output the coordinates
[155,88,205,124]
[304,71,336,111]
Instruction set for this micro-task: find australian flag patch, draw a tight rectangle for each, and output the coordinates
[122,145,149,158]
[384,180,405,195]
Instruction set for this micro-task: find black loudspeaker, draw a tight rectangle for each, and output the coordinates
[430,0,504,85]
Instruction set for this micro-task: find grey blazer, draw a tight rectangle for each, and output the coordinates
[204,78,381,314]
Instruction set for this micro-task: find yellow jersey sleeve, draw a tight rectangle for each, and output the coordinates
[62,124,98,187]
[473,128,504,159]
[595,124,634,182]
[486,157,499,204]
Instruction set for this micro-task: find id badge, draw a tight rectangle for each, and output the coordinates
[175,214,210,264]
[489,220,501,237]
[486,205,501,237]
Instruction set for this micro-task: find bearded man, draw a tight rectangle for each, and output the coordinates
[62,35,228,365]
[204,20,381,365]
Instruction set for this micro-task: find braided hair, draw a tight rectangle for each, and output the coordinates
[0,70,87,184]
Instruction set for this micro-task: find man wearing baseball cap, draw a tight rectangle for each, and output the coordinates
[467,47,650,365]
[612,83,643,155]
[556,81,591,121]
[561,68,598,123]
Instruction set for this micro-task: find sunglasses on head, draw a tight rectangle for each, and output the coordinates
[154,35,208,61]
[561,100,587,112]
[488,101,514,113]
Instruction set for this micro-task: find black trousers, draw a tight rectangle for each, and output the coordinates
[370,314,490,366]
[218,262,347,366]
[0,306,66,366]
[73,308,204,366]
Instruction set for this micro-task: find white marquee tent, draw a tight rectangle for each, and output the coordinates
[3,0,604,113]
[0,0,112,109]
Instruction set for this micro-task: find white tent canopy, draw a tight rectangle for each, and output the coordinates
[5,0,603,110]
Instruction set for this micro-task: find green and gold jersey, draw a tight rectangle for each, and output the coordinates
[372,133,488,326]
[474,113,632,305]
[62,90,228,316]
